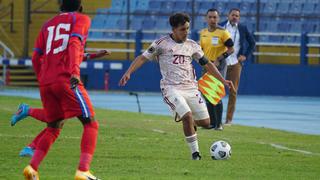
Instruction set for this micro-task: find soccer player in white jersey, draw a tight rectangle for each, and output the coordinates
[119,13,233,160]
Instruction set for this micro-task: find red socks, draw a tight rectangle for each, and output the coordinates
[30,127,60,171]
[78,121,99,171]
[28,128,47,149]
[28,108,46,122]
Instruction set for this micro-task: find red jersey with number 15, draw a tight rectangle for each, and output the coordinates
[32,12,91,86]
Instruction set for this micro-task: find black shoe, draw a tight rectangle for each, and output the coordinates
[192,152,201,160]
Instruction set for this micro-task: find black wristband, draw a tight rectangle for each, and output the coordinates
[223,52,229,58]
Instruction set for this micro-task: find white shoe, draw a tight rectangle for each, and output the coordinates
[75,170,100,180]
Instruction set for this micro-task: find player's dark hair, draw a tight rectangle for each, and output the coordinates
[60,0,82,12]
[229,8,241,14]
[206,8,220,15]
[169,13,190,28]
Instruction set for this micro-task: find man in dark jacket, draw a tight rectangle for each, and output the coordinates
[219,8,256,125]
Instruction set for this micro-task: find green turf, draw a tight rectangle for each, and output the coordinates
[0,95,319,179]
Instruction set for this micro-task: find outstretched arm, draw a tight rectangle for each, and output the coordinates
[83,50,110,61]
[201,57,235,91]
[119,55,148,86]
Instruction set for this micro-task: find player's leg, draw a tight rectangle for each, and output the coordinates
[20,128,46,157]
[11,103,30,126]
[187,90,211,129]
[25,120,63,179]
[180,112,201,160]
[162,88,201,160]
[214,100,223,130]
[206,100,218,128]
[11,104,46,126]
[63,84,100,180]
[18,109,47,157]
[226,63,242,124]
[75,116,99,180]
[23,85,64,179]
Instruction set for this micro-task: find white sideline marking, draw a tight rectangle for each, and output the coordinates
[0,133,80,139]
[260,142,319,156]
[152,129,165,134]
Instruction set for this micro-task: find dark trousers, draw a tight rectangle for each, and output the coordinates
[206,99,223,128]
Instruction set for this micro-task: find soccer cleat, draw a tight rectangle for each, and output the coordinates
[215,124,223,131]
[23,165,39,180]
[19,146,34,157]
[75,170,100,180]
[11,103,30,126]
[192,152,201,160]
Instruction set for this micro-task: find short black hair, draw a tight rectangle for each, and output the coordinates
[60,0,82,12]
[206,8,220,15]
[169,13,190,28]
[229,8,241,14]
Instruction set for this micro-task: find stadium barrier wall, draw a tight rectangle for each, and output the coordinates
[0,58,319,96]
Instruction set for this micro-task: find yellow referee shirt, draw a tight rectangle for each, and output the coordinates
[200,27,231,62]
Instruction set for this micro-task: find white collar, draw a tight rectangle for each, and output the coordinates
[227,21,238,28]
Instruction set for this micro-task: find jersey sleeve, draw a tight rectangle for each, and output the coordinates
[222,30,232,44]
[31,28,45,77]
[69,15,91,76]
[70,14,91,42]
[191,42,205,62]
[142,41,161,61]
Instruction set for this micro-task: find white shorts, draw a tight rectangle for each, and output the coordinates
[161,87,209,121]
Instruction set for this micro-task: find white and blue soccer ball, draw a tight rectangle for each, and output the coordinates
[210,140,232,160]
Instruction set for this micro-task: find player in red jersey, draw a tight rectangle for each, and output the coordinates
[14,1,101,179]
[11,49,109,158]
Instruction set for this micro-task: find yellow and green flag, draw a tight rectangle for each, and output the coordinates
[198,73,225,105]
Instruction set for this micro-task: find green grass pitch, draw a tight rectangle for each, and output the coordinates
[0,95,319,179]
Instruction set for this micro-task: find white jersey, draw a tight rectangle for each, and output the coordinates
[142,34,204,89]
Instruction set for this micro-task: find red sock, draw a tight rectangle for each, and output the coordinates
[30,127,60,171]
[28,128,47,149]
[78,121,99,171]
[28,108,46,122]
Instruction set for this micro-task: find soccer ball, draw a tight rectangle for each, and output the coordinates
[210,140,231,160]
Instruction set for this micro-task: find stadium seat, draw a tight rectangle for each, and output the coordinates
[161,1,175,14]
[156,18,170,30]
[130,0,149,13]
[261,2,277,15]
[276,2,290,16]
[174,1,192,13]
[196,1,214,14]
[148,1,162,13]
[109,0,126,13]
[290,3,303,16]
[129,16,144,30]
[302,2,317,16]
[289,20,302,33]
[194,16,206,30]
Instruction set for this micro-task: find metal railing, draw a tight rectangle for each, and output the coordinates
[0,40,15,58]
[86,29,320,65]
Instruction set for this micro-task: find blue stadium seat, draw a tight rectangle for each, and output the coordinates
[161,1,175,14]
[108,0,126,13]
[156,18,170,30]
[148,1,161,13]
[303,22,316,33]
[130,0,149,13]
[174,1,192,13]
[130,16,144,30]
[194,16,206,30]
[278,21,290,32]
[239,1,254,15]
[196,1,214,14]
[261,2,277,15]
[290,3,303,16]
[142,19,156,30]
[302,2,317,16]
[289,20,302,33]
[276,2,290,16]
